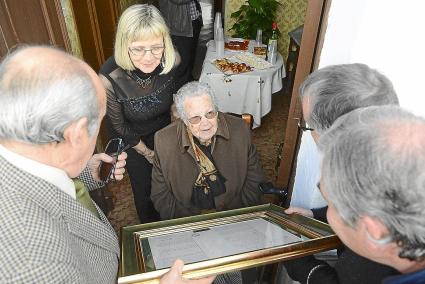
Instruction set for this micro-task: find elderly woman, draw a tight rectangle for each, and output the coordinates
[99,4,178,223]
[151,82,265,220]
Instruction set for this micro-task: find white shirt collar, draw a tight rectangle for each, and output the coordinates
[0,144,76,199]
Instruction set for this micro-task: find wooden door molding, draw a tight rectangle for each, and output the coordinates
[69,0,119,71]
[214,0,224,14]
[0,0,71,58]
[275,0,327,194]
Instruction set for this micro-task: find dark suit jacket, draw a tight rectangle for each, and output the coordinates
[0,155,119,283]
[151,113,265,219]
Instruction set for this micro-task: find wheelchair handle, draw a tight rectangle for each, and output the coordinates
[259,182,289,205]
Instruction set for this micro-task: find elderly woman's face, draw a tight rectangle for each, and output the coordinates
[184,94,218,143]
[128,36,164,73]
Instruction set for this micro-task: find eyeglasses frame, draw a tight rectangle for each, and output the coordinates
[128,45,164,57]
[297,120,314,132]
[187,110,218,125]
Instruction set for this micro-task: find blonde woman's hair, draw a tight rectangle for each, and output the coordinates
[114,4,175,74]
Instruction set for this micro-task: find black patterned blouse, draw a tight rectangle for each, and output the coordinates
[99,57,177,146]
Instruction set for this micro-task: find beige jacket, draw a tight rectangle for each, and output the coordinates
[0,155,119,283]
[151,113,265,220]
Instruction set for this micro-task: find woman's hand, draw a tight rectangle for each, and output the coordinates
[134,140,155,164]
[143,150,155,164]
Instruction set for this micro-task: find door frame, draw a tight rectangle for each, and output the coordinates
[275,0,330,201]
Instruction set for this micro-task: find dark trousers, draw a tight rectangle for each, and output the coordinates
[172,18,202,89]
[125,133,160,223]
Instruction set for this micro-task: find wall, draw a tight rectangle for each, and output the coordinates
[224,0,307,60]
[291,0,425,208]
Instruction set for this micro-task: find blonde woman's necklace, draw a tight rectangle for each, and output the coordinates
[129,71,152,88]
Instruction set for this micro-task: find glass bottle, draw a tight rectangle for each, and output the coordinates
[268,22,278,63]
[268,22,278,48]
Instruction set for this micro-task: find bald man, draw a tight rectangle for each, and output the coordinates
[0,46,213,284]
[0,45,122,283]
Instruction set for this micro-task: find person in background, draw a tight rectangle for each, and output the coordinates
[318,106,425,283]
[159,0,202,89]
[0,45,212,284]
[99,4,179,223]
[283,63,399,283]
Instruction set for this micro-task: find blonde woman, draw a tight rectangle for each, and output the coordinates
[100,4,179,223]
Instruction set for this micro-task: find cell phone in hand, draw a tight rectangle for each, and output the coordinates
[98,138,129,183]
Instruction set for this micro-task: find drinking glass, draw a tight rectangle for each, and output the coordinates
[255,29,263,45]
[216,27,225,57]
[214,12,222,42]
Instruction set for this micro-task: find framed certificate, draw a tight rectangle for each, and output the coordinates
[118,204,341,284]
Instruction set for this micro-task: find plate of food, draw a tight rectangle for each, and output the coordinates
[211,58,253,75]
[234,52,274,70]
[253,45,267,60]
[224,38,250,51]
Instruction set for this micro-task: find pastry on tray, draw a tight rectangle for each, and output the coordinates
[234,52,274,69]
[224,39,249,51]
[212,58,253,74]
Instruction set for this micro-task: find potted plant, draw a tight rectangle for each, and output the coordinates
[229,0,282,43]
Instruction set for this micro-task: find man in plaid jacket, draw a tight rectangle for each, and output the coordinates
[0,45,121,283]
[0,45,213,284]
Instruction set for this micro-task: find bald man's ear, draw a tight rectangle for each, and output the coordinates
[62,117,89,148]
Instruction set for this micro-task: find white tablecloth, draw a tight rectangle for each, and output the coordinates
[199,40,285,128]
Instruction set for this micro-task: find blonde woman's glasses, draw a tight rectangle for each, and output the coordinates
[128,46,164,57]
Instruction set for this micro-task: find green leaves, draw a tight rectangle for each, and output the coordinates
[229,0,281,43]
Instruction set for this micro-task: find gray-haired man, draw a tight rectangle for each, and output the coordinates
[284,63,400,283]
[318,105,425,283]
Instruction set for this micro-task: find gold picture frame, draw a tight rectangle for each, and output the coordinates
[119,204,341,284]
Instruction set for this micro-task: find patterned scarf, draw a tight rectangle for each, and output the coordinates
[187,128,226,210]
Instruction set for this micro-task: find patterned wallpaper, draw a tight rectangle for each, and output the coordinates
[225,0,307,61]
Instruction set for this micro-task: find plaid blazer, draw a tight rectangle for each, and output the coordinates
[0,155,119,283]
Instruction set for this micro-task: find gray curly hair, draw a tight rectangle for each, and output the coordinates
[173,81,218,122]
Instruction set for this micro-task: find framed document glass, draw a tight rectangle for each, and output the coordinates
[119,204,341,284]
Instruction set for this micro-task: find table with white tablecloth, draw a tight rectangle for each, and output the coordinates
[199,40,285,128]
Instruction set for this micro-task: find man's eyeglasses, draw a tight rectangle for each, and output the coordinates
[98,138,130,183]
[298,120,314,132]
[187,110,218,124]
[128,46,164,57]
